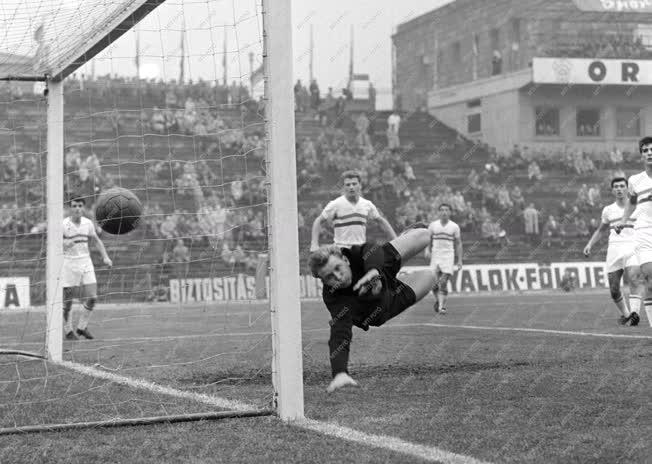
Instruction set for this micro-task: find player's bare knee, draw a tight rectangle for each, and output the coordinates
[628,281,639,295]
[84,297,96,311]
[626,268,642,289]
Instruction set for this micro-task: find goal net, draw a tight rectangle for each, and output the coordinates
[0,0,303,433]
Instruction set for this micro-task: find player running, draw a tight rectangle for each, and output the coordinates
[425,204,463,314]
[62,196,113,340]
[583,177,641,325]
[310,170,396,251]
[308,226,435,393]
[617,136,652,327]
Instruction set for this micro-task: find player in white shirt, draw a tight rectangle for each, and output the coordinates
[617,136,652,327]
[583,177,641,325]
[62,196,112,340]
[310,171,397,251]
[425,204,463,314]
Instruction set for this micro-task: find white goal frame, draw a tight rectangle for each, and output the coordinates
[2,0,304,421]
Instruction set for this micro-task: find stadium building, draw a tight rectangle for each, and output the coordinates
[392,0,652,153]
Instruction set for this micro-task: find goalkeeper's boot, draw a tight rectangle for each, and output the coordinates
[629,312,640,327]
[65,331,78,341]
[618,315,629,325]
[433,301,440,313]
[76,328,95,340]
[439,307,447,315]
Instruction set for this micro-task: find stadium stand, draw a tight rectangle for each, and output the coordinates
[0,77,645,303]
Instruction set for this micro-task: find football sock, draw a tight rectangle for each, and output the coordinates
[628,295,640,316]
[77,308,92,331]
[64,314,74,334]
[644,299,652,327]
[614,296,629,317]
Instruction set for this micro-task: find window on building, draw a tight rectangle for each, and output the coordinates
[511,18,521,42]
[616,108,642,137]
[576,108,602,137]
[535,107,560,136]
[490,28,502,75]
[452,41,461,63]
[635,25,652,49]
[468,113,481,133]
[472,34,480,79]
[511,18,521,53]
[490,28,500,51]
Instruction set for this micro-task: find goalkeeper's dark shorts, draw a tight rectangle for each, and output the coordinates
[367,242,417,327]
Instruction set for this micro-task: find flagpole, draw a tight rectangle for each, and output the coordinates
[223,28,228,86]
[179,29,185,84]
[135,29,141,79]
[249,51,254,96]
[349,25,354,87]
[309,24,313,83]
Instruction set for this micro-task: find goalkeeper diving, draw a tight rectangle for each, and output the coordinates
[308,225,436,393]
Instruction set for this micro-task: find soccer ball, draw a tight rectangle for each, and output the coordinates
[95,187,142,235]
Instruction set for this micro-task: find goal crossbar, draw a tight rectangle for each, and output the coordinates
[0,0,166,82]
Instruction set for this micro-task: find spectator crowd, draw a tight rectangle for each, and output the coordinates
[1,73,646,277]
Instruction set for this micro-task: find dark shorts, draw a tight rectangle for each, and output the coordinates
[368,242,417,327]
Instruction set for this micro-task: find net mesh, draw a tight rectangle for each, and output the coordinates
[0,0,164,79]
[0,0,278,432]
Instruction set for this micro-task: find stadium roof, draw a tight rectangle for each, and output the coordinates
[0,0,165,82]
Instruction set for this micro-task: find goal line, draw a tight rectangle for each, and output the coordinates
[0,359,273,436]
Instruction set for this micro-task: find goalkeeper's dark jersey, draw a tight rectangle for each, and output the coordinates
[322,242,415,377]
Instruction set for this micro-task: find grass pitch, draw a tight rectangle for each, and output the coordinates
[1,293,650,463]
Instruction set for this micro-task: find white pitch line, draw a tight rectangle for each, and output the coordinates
[57,360,256,412]
[297,419,492,464]
[2,327,330,348]
[6,320,651,350]
[417,323,652,340]
[57,360,491,464]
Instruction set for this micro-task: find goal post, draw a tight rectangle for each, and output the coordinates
[264,0,305,421]
[0,0,304,429]
[45,78,64,362]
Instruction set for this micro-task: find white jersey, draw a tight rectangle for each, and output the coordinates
[320,195,381,248]
[601,202,636,245]
[63,216,94,260]
[628,171,652,230]
[428,219,460,255]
